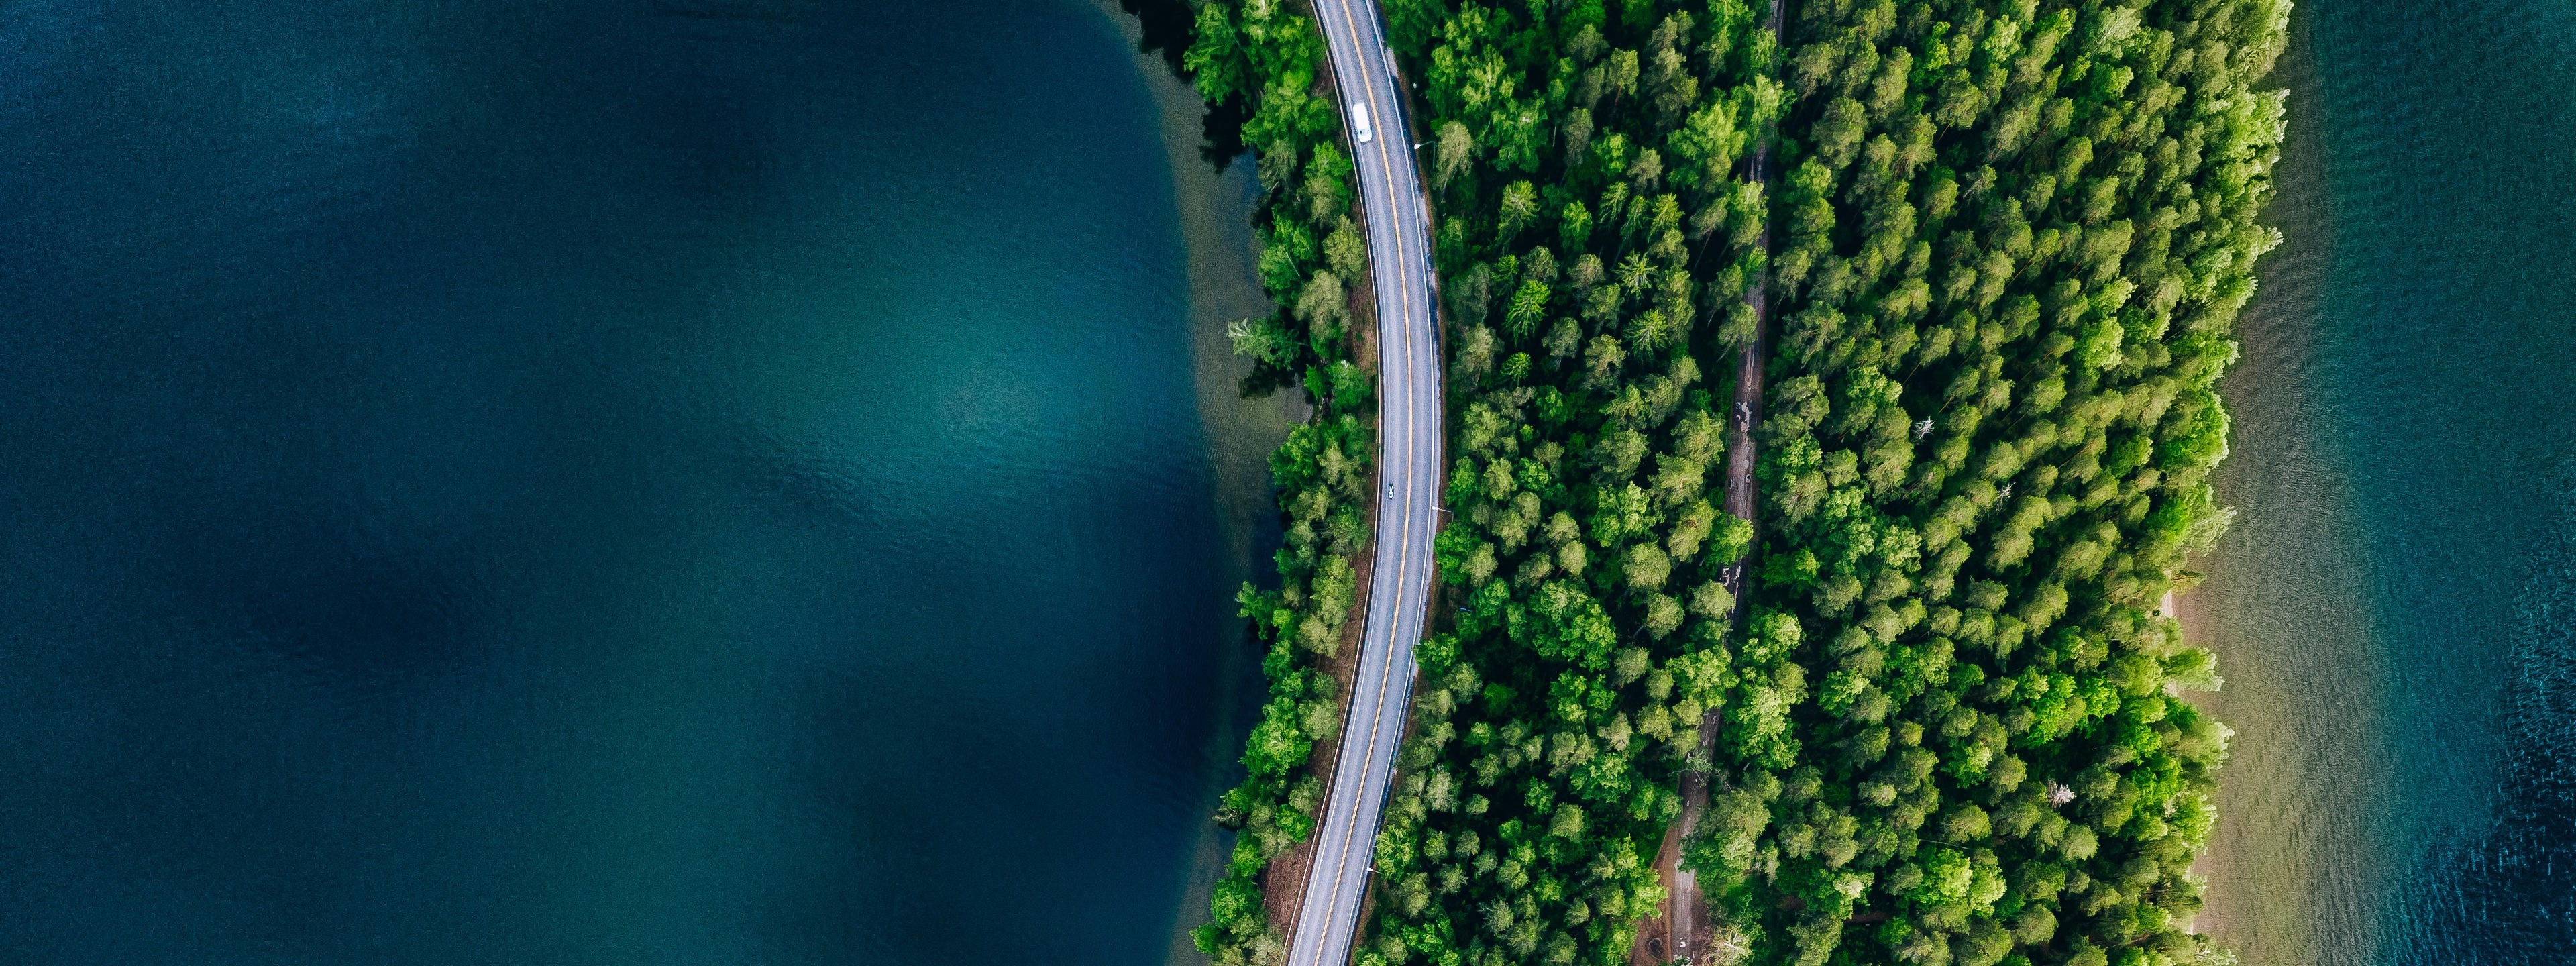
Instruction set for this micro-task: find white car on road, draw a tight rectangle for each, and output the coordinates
[1350,101,1373,143]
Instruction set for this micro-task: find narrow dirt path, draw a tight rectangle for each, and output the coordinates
[1637,0,1786,961]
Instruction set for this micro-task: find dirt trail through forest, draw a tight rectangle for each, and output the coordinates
[1634,0,1786,959]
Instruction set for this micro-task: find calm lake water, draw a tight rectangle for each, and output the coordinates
[2187,0,2576,963]
[0,0,1273,961]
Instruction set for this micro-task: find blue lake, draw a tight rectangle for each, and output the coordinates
[0,0,1270,961]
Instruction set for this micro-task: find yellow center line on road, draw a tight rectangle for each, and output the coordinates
[1294,2,1442,961]
[1322,1,1373,901]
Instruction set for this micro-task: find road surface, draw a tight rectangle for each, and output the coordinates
[1283,2,1442,965]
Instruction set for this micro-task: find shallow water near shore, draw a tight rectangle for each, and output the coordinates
[0,0,1272,961]
[2185,0,2576,962]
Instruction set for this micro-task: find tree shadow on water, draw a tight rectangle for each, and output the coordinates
[1115,0,1250,170]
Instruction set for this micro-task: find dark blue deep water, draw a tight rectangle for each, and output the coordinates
[0,1,1252,961]
[2190,0,2576,963]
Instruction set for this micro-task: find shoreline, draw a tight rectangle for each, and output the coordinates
[2176,1,2353,959]
[1083,4,1294,964]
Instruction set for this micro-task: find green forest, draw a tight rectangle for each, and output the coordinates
[1177,0,2287,964]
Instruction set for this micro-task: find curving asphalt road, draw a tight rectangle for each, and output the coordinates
[1283,2,1443,965]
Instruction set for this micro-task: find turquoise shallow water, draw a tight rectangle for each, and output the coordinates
[2188,0,2576,962]
[0,0,1260,961]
